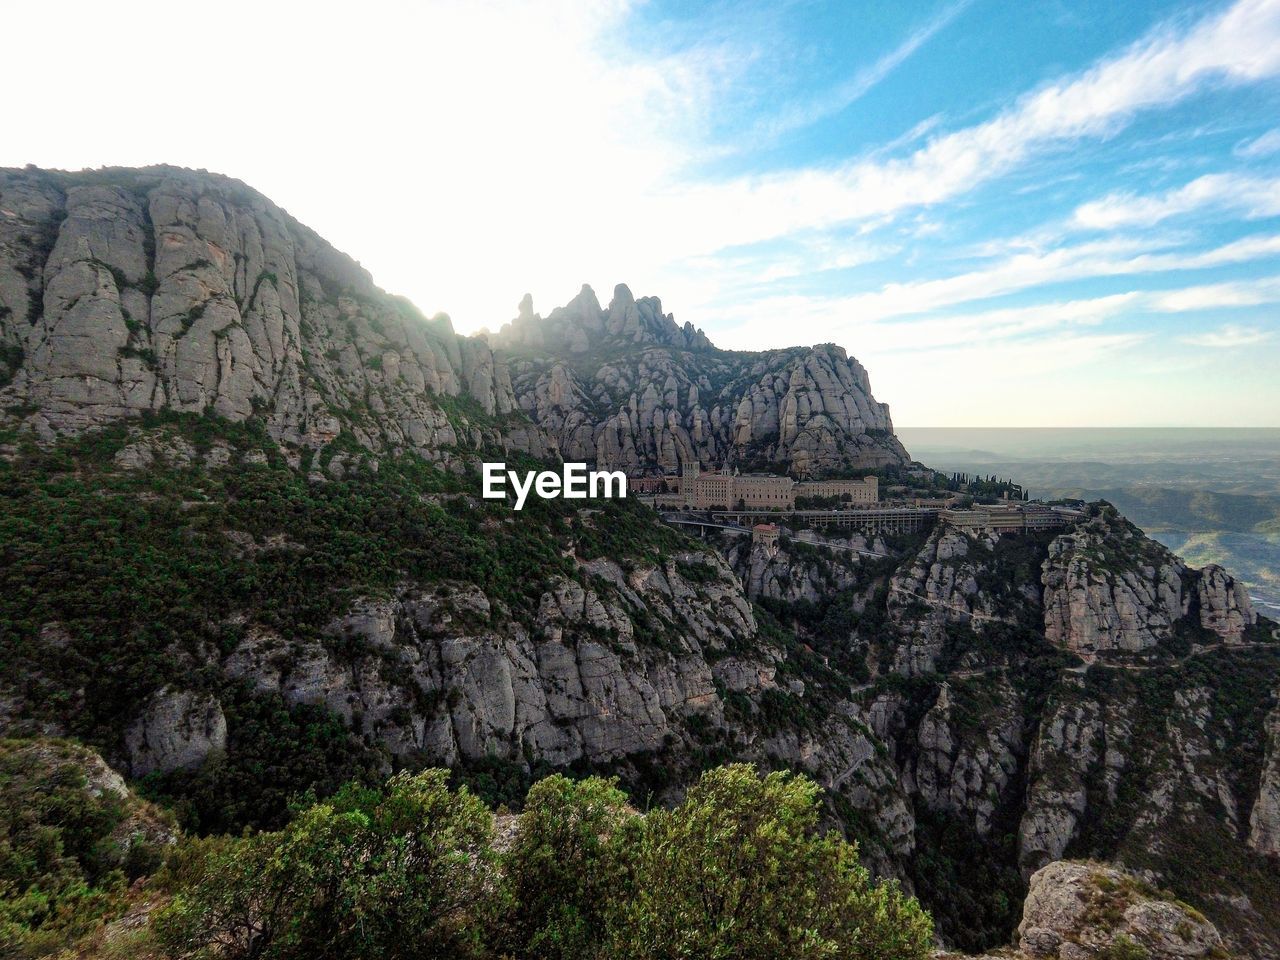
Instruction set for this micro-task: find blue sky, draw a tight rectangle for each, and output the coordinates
[7,0,1280,425]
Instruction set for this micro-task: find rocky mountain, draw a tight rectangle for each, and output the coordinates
[0,166,554,465]
[1,165,905,477]
[2,165,1278,957]
[490,284,907,474]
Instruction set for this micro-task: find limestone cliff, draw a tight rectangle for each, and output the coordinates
[492,286,909,474]
[3,166,909,477]
[0,166,548,459]
[1042,506,1256,656]
[710,516,1277,956]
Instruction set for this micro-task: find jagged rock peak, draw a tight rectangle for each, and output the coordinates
[490,282,713,354]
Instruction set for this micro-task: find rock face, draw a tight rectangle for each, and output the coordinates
[720,528,878,603]
[491,289,908,475]
[215,548,915,865]
[496,283,713,354]
[1042,507,1255,656]
[1018,861,1222,960]
[1018,686,1111,875]
[886,527,1031,676]
[4,166,907,477]
[914,678,1023,835]
[225,557,743,768]
[0,166,550,462]
[124,686,227,776]
[1251,696,1280,856]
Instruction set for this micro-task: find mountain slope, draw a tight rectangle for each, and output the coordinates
[2,165,905,477]
[2,165,1278,956]
[0,165,548,465]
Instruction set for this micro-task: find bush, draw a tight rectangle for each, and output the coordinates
[498,775,634,960]
[154,769,497,960]
[603,764,932,960]
[0,739,144,957]
[146,763,933,960]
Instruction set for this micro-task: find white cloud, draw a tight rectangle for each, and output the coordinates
[1149,276,1280,311]
[753,0,973,141]
[858,295,1139,352]
[1180,323,1274,347]
[1235,128,1280,157]
[7,0,1280,349]
[642,0,1280,263]
[721,233,1280,338]
[1071,173,1280,229]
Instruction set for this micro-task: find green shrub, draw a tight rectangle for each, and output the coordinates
[0,739,148,957]
[498,775,633,960]
[154,769,497,960]
[603,764,932,960]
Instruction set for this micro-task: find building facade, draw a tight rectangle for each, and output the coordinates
[673,464,878,510]
[795,477,879,504]
[941,504,1073,535]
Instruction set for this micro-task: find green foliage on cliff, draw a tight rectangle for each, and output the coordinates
[153,763,932,960]
[0,413,711,834]
[0,738,172,958]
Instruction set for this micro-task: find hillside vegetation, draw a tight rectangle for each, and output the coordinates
[1,748,931,960]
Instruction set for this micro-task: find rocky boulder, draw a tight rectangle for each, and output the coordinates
[1018,861,1223,960]
[124,686,227,776]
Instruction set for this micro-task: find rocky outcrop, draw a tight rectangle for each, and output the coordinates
[494,284,713,354]
[720,528,879,603]
[1017,684,1135,876]
[1042,507,1255,656]
[1249,695,1280,856]
[494,290,908,475]
[211,548,918,859]
[1194,564,1255,641]
[913,678,1024,835]
[224,563,736,768]
[3,167,909,477]
[884,526,1040,676]
[1018,861,1222,960]
[124,686,227,776]
[0,166,551,463]
[225,551,747,768]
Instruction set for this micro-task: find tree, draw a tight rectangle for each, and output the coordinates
[603,764,932,960]
[498,774,634,960]
[154,769,496,960]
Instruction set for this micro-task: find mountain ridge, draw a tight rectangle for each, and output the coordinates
[2,165,1279,957]
[1,164,907,477]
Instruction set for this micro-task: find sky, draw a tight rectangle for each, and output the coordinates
[6,0,1280,426]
